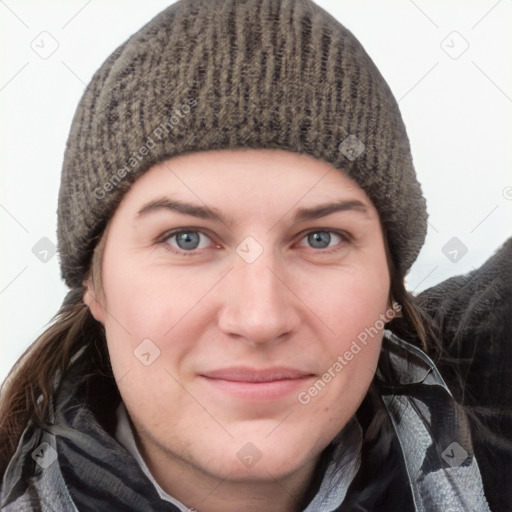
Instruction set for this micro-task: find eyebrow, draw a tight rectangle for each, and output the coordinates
[136,197,370,225]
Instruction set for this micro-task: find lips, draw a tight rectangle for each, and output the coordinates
[200,367,315,401]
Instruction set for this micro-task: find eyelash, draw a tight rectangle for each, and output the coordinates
[157,228,353,256]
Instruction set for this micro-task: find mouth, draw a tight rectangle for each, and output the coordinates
[199,367,315,401]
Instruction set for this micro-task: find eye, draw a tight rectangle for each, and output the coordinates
[162,229,214,253]
[297,230,351,252]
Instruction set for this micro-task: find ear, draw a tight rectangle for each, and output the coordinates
[82,274,105,324]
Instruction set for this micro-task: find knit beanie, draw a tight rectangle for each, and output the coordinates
[57,0,428,289]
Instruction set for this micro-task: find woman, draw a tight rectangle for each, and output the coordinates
[0,0,501,510]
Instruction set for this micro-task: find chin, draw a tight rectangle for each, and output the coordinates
[209,456,303,482]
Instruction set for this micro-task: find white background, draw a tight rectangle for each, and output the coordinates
[1,0,511,383]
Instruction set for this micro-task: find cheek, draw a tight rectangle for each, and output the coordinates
[101,251,181,334]
[315,267,390,348]
[99,258,217,376]
[298,279,387,439]
[300,259,389,414]
[98,257,172,372]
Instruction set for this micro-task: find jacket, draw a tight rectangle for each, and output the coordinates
[416,237,512,512]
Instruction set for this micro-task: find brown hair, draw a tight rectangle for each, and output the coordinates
[0,235,109,479]
[0,223,440,481]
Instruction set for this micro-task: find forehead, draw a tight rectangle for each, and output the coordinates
[118,148,375,214]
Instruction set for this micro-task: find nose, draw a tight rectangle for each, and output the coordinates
[217,251,301,346]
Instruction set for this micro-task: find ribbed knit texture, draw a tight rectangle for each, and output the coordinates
[57,0,428,288]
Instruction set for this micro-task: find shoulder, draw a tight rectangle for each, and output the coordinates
[416,236,512,400]
[417,236,512,349]
[415,236,512,512]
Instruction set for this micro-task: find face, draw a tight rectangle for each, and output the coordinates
[84,149,391,487]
